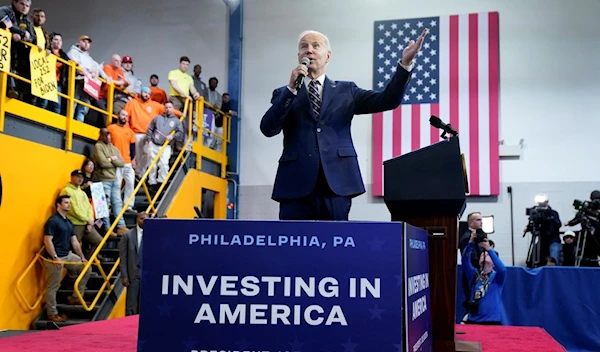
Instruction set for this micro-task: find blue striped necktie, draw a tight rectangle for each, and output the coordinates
[308,80,321,117]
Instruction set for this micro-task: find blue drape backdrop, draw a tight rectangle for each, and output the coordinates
[456,265,600,352]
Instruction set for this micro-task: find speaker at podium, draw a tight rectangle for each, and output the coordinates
[382,118,481,352]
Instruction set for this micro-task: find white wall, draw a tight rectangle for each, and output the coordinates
[240,0,600,186]
[34,0,229,93]
[238,0,600,265]
[28,0,600,265]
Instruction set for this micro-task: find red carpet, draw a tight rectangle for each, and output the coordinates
[0,317,138,352]
[0,316,565,352]
[457,324,566,352]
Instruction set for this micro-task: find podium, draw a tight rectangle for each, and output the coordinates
[383,136,479,352]
[137,218,432,352]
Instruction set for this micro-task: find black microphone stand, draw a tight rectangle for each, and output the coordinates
[429,115,458,140]
[440,128,452,140]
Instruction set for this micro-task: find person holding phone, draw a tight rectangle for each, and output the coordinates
[461,232,507,325]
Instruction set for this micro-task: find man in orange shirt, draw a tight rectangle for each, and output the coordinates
[124,87,183,179]
[107,110,136,213]
[149,74,167,104]
[99,54,129,125]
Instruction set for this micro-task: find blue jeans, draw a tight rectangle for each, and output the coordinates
[37,85,62,114]
[73,82,90,122]
[550,241,562,265]
[102,181,126,229]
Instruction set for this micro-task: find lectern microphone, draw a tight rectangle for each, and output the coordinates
[429,115,458,139]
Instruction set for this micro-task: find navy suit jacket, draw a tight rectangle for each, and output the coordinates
[260,63,411,200]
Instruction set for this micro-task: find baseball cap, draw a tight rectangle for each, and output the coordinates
[79,35,92,43]
[141,86,151,94]
[71,169,84,177]
[122,56,133,63]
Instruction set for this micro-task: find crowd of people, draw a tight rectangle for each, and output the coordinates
[0,0,237,130]
[0,0,241,322]
[41,102,184,322]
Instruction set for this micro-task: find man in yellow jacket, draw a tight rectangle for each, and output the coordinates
[60,170,103,259]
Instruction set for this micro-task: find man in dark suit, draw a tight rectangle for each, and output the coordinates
[260,29,427,221]
[119,212,147,315]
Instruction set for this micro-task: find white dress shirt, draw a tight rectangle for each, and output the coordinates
[137,225,143,251]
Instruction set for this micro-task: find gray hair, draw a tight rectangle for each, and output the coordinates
[297,30,331,51]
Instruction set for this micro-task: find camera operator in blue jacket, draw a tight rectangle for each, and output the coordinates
[462,232,507,325]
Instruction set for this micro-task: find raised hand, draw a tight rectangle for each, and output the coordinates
[401,28,428,66]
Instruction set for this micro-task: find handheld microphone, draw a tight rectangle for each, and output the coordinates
[294,57,311,90]
[429,115,458,137]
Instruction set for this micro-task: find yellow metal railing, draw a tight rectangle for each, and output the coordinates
[14,99,193,311]
[4,41,233,311]
[71,103,192,311]
[70,99,232,311]
[193,100,231,178]
[2,41,135,149]
[12,104,231,311]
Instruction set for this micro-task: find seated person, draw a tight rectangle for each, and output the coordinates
[561,231,576,266]
[462,232,506,325]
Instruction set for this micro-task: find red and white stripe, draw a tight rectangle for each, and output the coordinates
[372,12,499,197]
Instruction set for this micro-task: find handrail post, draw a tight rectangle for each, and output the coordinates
[0,71,7,133]
[106,84,114,126]
[196,98,205,170]
[221,113,229,178]
[64,62,77,151]
[188,97,193,141]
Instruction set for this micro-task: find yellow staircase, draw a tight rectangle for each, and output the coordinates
[0,40,231,330]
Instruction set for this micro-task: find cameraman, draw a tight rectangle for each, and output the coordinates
[461,232,506,325]
[525,195,562,265]
[563,190,600,266]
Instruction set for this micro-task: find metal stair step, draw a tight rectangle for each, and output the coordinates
[86,273,118,290]
[90,271,114,279]
[32,318,90,330]
[54,303,98,320]
[56,289,102,298]
[100,237,120,250]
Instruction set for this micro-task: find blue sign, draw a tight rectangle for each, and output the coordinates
[403,223,433,352]
[137,219,405,352]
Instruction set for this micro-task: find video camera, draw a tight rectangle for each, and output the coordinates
[525,205,556,224]
[573,199,600,214]
[571,199,600,227]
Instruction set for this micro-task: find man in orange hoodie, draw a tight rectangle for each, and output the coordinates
[124,87,183,179]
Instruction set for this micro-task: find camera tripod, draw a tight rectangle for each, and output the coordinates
[525,229,542,268]
[574,219,600,267]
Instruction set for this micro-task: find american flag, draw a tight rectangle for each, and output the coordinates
[0,15,12,29]
[371,12,500,197]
